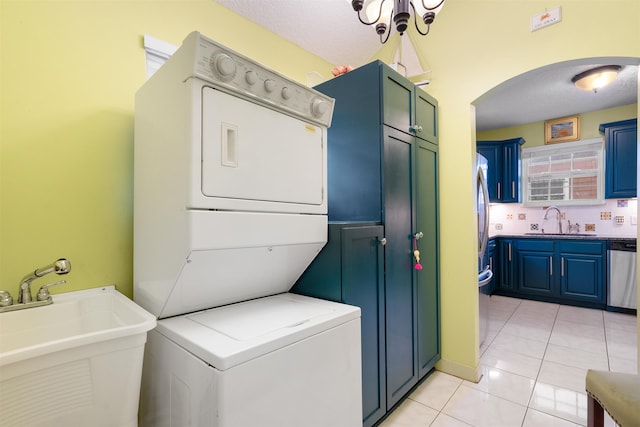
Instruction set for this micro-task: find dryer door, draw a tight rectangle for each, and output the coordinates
[200,86,325,211]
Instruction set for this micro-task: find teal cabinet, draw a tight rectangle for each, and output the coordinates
[600,119,637,199]
[477,138,525,203]
[517,239,554,296]
[557,240,606,304]
[484,238,497,292]
[498,239,516,291]
[293,61,439,427]
[494,238,606,308]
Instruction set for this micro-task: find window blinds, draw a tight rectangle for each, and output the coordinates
[522,139,604,206]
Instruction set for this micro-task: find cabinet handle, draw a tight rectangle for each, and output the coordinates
[379,237,387,246]
[508,243,512,262]
[512,181,515,198]
[490,257,493,270]
[497,182,501,199]
[550,256,553,276]
[561,257,564,277]
[409,125,423,133]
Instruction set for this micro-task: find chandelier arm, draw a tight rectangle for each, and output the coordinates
[420,0,445,11]
[380,24,392,43]
[356,0,386,26]
[411,2,431,35]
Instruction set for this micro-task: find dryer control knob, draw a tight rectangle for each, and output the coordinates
[281,86,292,100]
[264,79,276,93]
[245,70,258,85]
[211,53,236,78]
[311,98,329,117]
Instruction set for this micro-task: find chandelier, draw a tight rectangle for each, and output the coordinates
[350,0,446,44]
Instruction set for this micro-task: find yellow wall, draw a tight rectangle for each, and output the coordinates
[0,1,333,298]
[477,103,638,147]
[376,1,639,380]
[1,0,639,385]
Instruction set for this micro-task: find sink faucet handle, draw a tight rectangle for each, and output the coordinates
[36,280,67,301]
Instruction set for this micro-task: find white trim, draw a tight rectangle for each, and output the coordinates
[143,34,178,79]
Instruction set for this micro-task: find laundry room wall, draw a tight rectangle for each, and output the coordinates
[0,1,334,299]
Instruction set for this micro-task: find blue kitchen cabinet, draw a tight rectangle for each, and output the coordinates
[517,239,554,296]
[484,238,497,293]
[558,240,606,304]
[600,119,637,199]
[293,61,439,427]
[493,237,606,308]
[498,239,516,291]
[477,138,525,203]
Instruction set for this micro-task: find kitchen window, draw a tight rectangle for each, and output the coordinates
[522,138,604,206]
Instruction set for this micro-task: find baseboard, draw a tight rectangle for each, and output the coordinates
[435,357,482,383]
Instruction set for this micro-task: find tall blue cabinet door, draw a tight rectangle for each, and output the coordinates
[383,127,418,408]
[502,142,519,202]
[382,66,414,134]
[476,144,502,202]
[416,140,440,376]
[341,225,386,427]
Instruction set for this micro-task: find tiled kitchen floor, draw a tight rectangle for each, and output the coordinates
[379,296,638,427]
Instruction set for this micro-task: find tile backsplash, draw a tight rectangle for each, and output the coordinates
[489,199,637,237]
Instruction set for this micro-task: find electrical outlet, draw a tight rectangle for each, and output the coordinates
[632,216,637,225]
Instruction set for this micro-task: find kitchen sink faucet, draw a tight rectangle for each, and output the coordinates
[544,206,563,234]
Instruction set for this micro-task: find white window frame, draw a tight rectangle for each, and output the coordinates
[522,138,605,207]
[143,34,177,79]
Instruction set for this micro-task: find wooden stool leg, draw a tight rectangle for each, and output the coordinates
[588,394,604,427]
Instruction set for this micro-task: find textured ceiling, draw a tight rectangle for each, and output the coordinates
[213,0,638,131]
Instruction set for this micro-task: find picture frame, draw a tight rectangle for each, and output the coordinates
[545,115,580,144]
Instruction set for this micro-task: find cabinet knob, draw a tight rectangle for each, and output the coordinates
[379,238,387,246]
[409,125,423,133]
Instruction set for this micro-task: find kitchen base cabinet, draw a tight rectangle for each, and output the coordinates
[558,241,606,304]
[498,239,515,291]
[517,239,554,296]
[293,60,439,427]
[494,238,606,308]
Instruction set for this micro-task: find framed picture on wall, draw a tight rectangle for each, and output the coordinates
[545,115,580,144]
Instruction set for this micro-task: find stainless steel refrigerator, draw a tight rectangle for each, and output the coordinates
[477,153,492,347]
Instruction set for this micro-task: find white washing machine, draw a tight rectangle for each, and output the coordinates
[134,32,362,427]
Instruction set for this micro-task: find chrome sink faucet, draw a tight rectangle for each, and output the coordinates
[543,206,563,234]
[18,258,71,303]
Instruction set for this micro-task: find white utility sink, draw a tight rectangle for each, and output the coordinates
[0,286,156,427]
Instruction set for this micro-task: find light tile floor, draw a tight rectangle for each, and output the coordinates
[379,296,638,427]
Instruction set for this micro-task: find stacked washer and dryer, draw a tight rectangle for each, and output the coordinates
[134,32,362,427]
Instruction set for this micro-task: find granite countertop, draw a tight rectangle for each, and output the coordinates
[492,234,636,242]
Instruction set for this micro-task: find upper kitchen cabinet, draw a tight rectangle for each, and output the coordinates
[600,119,637,199]
[293,60,439,427]
[477,138,525,203]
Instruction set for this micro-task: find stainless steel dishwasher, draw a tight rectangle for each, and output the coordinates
[607,239,637,310]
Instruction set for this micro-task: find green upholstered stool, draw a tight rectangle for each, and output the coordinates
[586,369,640,427]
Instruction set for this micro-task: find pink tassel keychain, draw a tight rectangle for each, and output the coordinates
[413,236,423,270]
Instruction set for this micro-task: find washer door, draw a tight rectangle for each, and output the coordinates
[201,86,325,208]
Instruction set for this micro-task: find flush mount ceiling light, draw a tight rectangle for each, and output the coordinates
[350,0,446,44]
[571,65,622,93]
